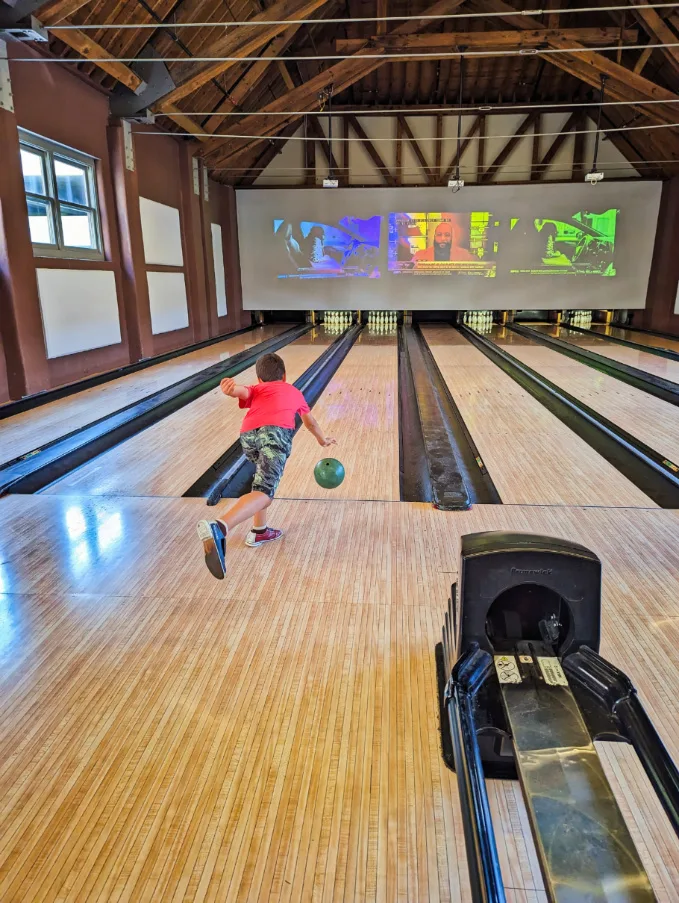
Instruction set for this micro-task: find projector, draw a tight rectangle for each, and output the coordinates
[585,170,604,184]
[323,178,339,189]
[448,178,465,191]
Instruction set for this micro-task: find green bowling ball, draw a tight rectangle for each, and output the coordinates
[314,457,345,489]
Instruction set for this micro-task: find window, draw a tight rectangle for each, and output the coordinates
[19,131,103,260]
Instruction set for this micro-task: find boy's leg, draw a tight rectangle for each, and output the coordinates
[244,426,294,547]
[197,492,271,580]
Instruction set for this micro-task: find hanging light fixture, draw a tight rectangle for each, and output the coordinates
[319,83,338,188]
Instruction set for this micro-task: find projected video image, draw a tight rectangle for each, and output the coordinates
[508,209,618,276]
[388,212,498,276]
[274,216,382,279]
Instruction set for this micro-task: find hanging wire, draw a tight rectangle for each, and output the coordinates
[453,52,465,190]
[134,120,679,141]
[588,74,608,179]
[13,41,679,63]
[44,3,679,29]
[150,99,679,116]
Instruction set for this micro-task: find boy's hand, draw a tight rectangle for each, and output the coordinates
[318,436,336,447]
[220,377,239,397]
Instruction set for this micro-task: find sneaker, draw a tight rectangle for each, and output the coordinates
[197,520,226,579]
[245,527,283,548]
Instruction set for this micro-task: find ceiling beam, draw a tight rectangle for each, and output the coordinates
[156,0,330,108]
[347,115,397,186]
[466,0,543,31]
[307,115,340,175]
[34,0,93,26]
[200,0,467,167]
[49,26,144,92]
[335,27,638,54]
[543,36,679,125]
[481,111,538,182]
[535,110,578,178]
[442,114,481,182]
[631,0,679,79]
[398,115,436,184]
[235,120,301,185]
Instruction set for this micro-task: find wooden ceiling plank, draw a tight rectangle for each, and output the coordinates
[335,27,638,54]
[35,0,97,27]
[541,40,679,130]
[632,0,679,78]
[157,0,330,107]
[200,0,470,166]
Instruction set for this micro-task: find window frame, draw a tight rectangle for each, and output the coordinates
[19,130,104,261]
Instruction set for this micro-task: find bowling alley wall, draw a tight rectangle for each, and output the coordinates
[236,181,662,311]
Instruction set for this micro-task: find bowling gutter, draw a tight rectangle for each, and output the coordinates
[0,325,312,496]
[462,325,679,508]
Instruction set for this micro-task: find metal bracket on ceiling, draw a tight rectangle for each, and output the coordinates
[109,46,175,117]
[0,1,48,42]
[0,40,14,112]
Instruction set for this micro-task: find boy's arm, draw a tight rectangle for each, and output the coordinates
[220,377,250,401]
[300,411,336,447]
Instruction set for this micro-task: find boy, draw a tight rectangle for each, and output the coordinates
[197,351,335,580]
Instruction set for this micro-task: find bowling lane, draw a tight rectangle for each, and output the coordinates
[276,330,399,501]
[491,327,679,468]
[422,326,654,508]
[589,324,679,355]
[0,326,288,468]
[45,329,334,498]
[528,324,679,384]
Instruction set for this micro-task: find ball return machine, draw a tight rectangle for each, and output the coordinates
[440,532,679,902]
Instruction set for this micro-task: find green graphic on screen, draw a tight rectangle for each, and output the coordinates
[508,208,619,276]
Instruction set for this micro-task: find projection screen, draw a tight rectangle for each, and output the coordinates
[236,181,661,310]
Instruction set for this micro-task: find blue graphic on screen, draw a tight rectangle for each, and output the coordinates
[274,216,382,278]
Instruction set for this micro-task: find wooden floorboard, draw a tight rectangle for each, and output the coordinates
[497,329,679,467]
[0,327,287,469]
[1,494,679,900]
[590,325,679,355]
[421,326,654,508]
[532,325,679,385]
[276,330,400,502]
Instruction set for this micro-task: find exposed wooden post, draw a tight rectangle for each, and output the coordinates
[395,116,403,186]
[0,68,50,397]
[435,113,443,182]
[572,112,586,180]
[398,115,436,184]
[530,113,541,181]
[107,121,154,362]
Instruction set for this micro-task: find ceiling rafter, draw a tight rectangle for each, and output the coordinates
[199,0,468,168]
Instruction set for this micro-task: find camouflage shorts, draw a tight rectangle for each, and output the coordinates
[240,426,295,499]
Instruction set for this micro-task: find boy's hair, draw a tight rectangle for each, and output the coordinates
[256,352,286,382]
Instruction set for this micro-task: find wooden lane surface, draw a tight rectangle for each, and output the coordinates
[421,326,653,508]
[529,325,679,385]
[44,330,333,499]
[276,330,400,502]
[493,328,679,468]
[589,324,679,355]
[1,492,679,900]
[0,327,287,469]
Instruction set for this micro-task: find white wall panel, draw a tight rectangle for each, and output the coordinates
[147,271,189,334]
[139,197,184,265]
[211,223,227,317]
[37,268,121,359]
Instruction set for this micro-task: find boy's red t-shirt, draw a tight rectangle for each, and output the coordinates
[239,381,310,433]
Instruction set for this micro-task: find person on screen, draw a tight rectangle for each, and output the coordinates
[413,221,475,263]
